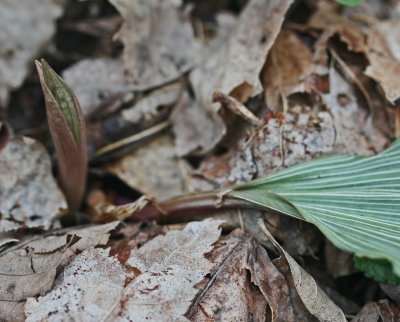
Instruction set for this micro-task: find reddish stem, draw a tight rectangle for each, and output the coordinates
[128,191,256,223]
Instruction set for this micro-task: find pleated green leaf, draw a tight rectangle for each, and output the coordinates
[231,140,400,276]
[335,0,363,6]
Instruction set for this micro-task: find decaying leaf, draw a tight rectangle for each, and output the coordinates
[0,0,63,106]
[258,220,346,322]
[263,29,313,111]
[352,300,400,322]
[365,21,400,104]
[25,248,126,322]
[110,0,202,89]
[62,58,133,116]
[0,136,66,232]
[0,221,119,319]
[106,135,189,201]
[187,230,269,321]
[105,219,224,321]
[171,93,227,156]
[191,0,295,104]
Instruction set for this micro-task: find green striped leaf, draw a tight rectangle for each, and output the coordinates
[335,0,363,6]
[231,140,400,276]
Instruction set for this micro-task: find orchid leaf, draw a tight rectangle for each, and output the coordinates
[36,59,87,212]
[335,0,363,6]
[231,140,400,276]
[40,59,81,145]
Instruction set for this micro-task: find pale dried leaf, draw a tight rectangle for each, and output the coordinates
[0,235,78,302]
[122,83,183,124]
[0,222,119,318]
[62,58,132,116]
[171,93,227,156]
[68,221,121,252]
[0,136,67,232]
[365,21,400,104]
[106,219,223,321]
[191,0,295,104]
[0,0,63,106]
[259,221,346,322]
[187,232,268,321]
[106,135,189,201]
[110,0,201,89]
[25,248,126,322]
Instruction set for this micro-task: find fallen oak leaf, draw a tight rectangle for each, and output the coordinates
[258,220,346,322]
[0,234,80,302]
[103,219,224,322]
[25,248,126,322]
[0,221,120,319]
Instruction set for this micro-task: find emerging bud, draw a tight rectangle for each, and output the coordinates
[35,59,87,212]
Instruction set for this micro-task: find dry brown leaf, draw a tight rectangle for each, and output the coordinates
[110,0,201,90]
[307,2,365,67]
[365,21,400,104]
[247,242,296,321]
[106,134,189,201]
[62,58,133,116]
[0,136,67,232]
[25,248,126,322]
[0,0,63,106]
[263,29,313,111]
[259,221,346,322]
[0,222,119,319]
[191,0,295,104]
[0,234,79,303]
[187,231,268,321]
[352,300,400,322]
[104,219,224,321]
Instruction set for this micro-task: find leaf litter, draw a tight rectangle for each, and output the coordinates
[1,0,400,320]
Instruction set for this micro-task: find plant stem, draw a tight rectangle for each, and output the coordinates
[128,191,257,223]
